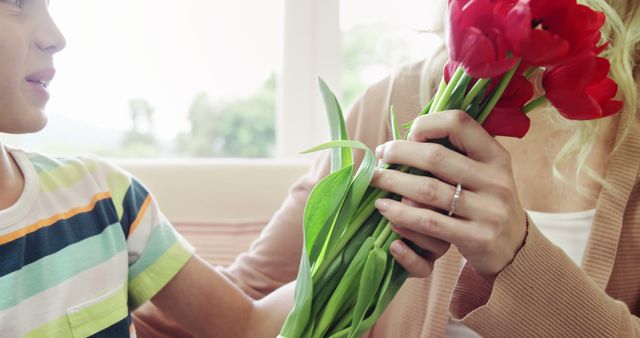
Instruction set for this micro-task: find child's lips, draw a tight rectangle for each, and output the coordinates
[25,68,55,104]
[25,68,55,86]
[26,79,50,104]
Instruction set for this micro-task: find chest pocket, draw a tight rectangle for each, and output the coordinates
[66,283,129,338]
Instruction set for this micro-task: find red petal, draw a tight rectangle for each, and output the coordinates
[546,89,603,120]
[465,57,518,79]
[444,61,459,83]
[601,100,624,117]
[482,105,531,138]
[498,75,534,107]
[543,54,597,91]
[585,78,618,105]
[588,57,611,85]
[519,29,571,66]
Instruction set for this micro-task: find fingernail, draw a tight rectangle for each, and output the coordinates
[375,144,385,158]
[390,241,405,256]
[375,199,389,211]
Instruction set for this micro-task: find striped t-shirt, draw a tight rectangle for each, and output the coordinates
[0,148,194,337]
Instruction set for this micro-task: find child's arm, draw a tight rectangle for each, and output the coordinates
[149,254,294,338]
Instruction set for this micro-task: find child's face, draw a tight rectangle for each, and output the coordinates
[0,0,65,134]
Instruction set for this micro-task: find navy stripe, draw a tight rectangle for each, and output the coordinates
[0,198,119,278]
[119,179,150,238]
[90,313,133,338]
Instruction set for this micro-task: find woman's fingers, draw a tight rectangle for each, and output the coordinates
[376,140,491,191]
[390,223,451,258]
[389,240,435,279]
[408,109,508,165]
[371,168,483,219]
[375,198,472,245]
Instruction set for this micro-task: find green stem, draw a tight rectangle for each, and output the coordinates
[523,66,538,79]
[434,67,465,112]
[312,164,411,280]
[382,232,399,252]
[428,79,447,114]
[522,95,548,113]
[418,97,434,117]
[374,220,392,248]
[476,59,522,124]
[371,217,390,241]
[461,78,490,109]
[312,189,388,279]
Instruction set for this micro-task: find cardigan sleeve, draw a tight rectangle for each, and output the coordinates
[449,215,640,337]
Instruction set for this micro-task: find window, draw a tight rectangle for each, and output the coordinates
[9,0,444,159]
[22,0,283,158]
[340,0,445,109]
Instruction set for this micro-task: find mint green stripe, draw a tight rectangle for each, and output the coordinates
[36,158,99,193]
[128,221,180,280]
[67,285,128,337]
[129,242,192,308]
[29,153,70,173]
[0,223,126,311]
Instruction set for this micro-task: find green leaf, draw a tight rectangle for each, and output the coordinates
[324,146,376,262]
[349,247,388,338]
[301,140,370,155]
[312,237,375,338]
[403,93,435,131]
[327,259,408,338]
[390,106,402,141]
[279,243,314,338]
[305,165,354,263]
[445,73,471,110]
[319,78,352,172]
[301,139,374,274]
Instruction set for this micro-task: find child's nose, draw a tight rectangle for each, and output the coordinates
[35,12,67,55]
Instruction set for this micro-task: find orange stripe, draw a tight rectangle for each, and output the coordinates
[0,191,111,246]
[128,195,152,236]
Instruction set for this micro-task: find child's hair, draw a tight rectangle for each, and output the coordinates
[413,0,639,195]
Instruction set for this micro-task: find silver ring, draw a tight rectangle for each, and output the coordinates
[448,183,462,216]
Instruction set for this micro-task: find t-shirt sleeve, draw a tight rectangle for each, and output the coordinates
[103,162,195,310]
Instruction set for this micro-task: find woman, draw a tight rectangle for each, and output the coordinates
[135,0,640,336]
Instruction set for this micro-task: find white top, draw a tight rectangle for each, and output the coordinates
[443,208,596,338]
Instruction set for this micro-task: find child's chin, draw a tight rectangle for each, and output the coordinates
[5,115,48,134]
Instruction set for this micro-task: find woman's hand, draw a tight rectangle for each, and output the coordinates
[371,110,527,277]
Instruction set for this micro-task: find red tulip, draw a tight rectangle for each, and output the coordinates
[505,0,605,67]
[448,0,517,78]
[543,53,623,119]
[483,74,533,137]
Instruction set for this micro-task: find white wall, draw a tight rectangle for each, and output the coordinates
[120,159,311,224]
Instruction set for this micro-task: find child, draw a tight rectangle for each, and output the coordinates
[0,1,292,337]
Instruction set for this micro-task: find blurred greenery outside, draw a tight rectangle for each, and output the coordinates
[36,23,416,158]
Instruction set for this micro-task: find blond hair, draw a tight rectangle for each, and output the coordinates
[548,0,640,194]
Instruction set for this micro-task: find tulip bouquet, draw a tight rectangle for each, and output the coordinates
[279,0,623,337]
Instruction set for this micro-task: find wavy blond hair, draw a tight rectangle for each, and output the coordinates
[416,0,639,194]
[559,0,640,193]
